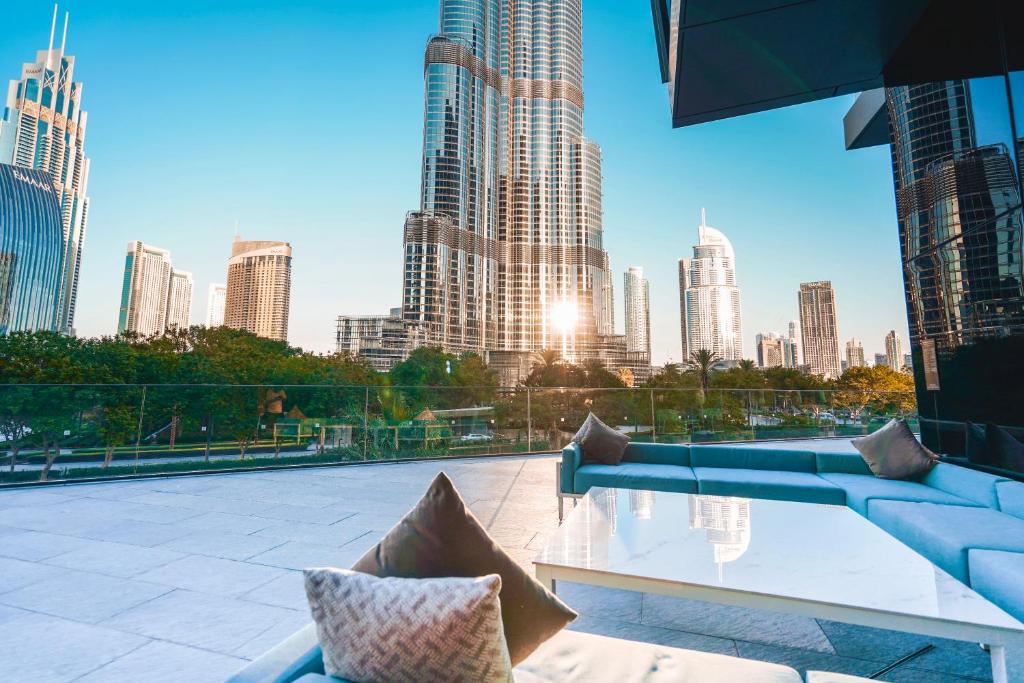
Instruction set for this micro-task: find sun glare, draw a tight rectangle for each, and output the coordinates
[550,299,578,333]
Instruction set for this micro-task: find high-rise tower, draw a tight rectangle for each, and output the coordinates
[117,241,192,337]
[0,7,90,334]
[224,237,292,342]
[798,281,841,379]
[624,266,651,359]
[679,210,743,362]
[401,0,612,362]
[884,330,904,372]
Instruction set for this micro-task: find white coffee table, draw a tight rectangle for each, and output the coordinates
[534,488,1024,682]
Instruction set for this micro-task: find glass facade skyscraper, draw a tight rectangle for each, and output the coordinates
[117,241,192,337]
[623,266,651,359]
[0,163,63,334]
[401,0,612,362]
[678,211,743,362]
[0,9,90,334]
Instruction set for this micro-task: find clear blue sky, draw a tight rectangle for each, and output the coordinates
[2,1,909,364]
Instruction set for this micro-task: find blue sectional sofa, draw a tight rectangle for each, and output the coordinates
[560,441,1024,622]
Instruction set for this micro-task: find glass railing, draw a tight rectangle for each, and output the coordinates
[0,384,918,486]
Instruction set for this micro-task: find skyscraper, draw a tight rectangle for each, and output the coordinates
[224,237,292,342]
[165,269,193,331]
[624,267,651,359]
[0,164,63,334]
[206,283,226,327]
[756,334,784,369]
[117,241,191,337]
[798,281,841,379]
[845,338,866,368]
[400,0,612,362]
[787,321,801,367]
[0,8,90,334]
[679,211,743,362]
[884,330,904,372]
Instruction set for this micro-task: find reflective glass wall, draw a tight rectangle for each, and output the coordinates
[884,18,1024,459]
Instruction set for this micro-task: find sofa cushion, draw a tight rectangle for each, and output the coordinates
[996,480,1024,520]
[967,549,1024,622]
[852,419,937,480]
[987,423,1024,472]
[622,442,691,466]
[575,463,698,494]
[516,629,801,683]
[690,445,816,473]
[867,500,1024,582]
[574,413,630,466]
[305,569,513,683]
[920,462,1007,509]
[814,451,873,476]
[965,422,997,467]
[818,473,982,517]
[351,473,576,665]
[693,468,845,504]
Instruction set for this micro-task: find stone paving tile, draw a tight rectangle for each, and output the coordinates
[569,614,739,656]
[78,518,193,547]
[78,640,248,683]
[173,510,277,535]
[0,555,70,592]
[136,554,289,597]
[817,620,992,680]
[0,529,96,561]
[0,569,173,623]
[251,518,376,546]
[230,608,313,660]
[43,540,186,578]
[247,538,372,571]
[0,608,150,682]
[156,529,286,561]
[641,593,836,653]
[555,582,643,624]
[239,570,307,611]
[103,589,301,653]
[734,641,882,679]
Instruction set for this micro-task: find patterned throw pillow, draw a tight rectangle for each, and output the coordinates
[573,412,630,465]
[852,419,938,479]
[304,568,514,683]
[351,473,577,665]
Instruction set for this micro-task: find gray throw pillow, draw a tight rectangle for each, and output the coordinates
[351,473,577,665]
[305,568,513,683]
[852,419,938,480]
[986,423,1024,472]
[573,412,630,466]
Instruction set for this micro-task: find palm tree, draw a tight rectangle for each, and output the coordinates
[533,349,562,372]
[687,349,722,395]
[738,359,757,372]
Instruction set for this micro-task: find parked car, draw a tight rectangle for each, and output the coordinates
[458,433,493,443]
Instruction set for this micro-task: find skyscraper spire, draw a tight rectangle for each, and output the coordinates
[60,11,69,53]
[47,4,58,68]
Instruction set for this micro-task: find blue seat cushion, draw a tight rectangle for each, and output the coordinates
[622,442,691,466]
[690,445,816,473]
[574,463,698,494]
[693,468,845,504]
[920,462,1006,509]
[996,480,1024,520]
[814,451,873,476]
[868,500,1024,583]
[967,549,1024,622]
[818,473,982,517]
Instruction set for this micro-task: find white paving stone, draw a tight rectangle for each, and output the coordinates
[156,529,285,561]
[137,554,289,596]
[0,530,96,561]
[78,640,247,683]
[42,540,186,578]
[0,569,173,623]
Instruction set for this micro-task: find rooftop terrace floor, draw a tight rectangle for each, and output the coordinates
[0,439,994,682]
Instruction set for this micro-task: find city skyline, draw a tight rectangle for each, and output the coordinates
[0,2,910,363]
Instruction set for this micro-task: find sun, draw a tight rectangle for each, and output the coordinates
[550,299,578,333]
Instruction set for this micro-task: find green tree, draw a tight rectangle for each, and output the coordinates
[687,349,721,395]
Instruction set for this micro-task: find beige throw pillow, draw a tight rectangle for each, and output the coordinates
[852,419,938,479]
[304,568,513,683]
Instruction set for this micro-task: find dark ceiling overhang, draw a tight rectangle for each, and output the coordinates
[653,0,1024,128]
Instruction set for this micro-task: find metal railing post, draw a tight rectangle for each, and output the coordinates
[362,386,369,460]
[649,388,656,442]
[134,386,147,475]
[527,387,533,452]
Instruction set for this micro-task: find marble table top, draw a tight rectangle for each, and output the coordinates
[536,488,1024,634]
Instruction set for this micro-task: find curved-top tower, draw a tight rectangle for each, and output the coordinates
[678,210,744,362]
[402,0,611,362]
